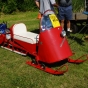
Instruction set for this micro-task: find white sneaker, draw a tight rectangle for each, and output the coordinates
[67,29,72,32]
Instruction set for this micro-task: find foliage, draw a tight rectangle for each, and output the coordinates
[0,0,37,14]
[0,0,85,13]
[0,0,85,14]
[2,0,17,14]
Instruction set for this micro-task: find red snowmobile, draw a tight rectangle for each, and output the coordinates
[0,12,87,75]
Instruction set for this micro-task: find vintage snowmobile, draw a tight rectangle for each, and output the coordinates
[0,12,87,75]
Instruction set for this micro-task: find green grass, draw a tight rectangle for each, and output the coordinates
[0,11,88,88]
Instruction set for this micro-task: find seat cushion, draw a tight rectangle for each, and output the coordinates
[12,23,39,44]
[14,32,39,44]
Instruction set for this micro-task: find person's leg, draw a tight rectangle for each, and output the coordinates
[58,6,65,30]
[65,5,72,32]
[45,16,53,30]
[41,16,53,31]
[66,20,72,32]
[60,20,65,30]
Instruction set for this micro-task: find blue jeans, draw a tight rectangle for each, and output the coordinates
[41,15,52,31]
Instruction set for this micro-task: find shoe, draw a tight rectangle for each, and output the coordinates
[67,29,72,32]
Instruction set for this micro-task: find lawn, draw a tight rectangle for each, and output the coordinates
[0,11,88,88]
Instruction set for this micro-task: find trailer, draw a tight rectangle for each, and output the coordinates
[70,0,88,33]
[70,12,88,33]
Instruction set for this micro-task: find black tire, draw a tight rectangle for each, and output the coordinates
[70,23,78,34]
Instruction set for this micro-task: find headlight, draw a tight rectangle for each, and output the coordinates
[61,30,66,37]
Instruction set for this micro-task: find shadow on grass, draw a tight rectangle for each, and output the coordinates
[46,59,68,67]
[27,53,68,76]
[68,35,85,46]
[30,28,40,34]
[67,24,88,45]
